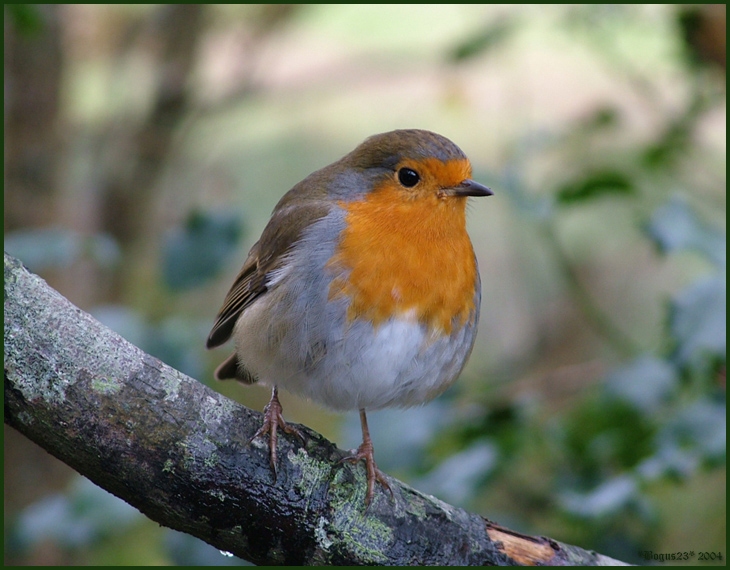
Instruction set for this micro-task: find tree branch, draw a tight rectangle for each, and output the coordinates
[3,253,629,566]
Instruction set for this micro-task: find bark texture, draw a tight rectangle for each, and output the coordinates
[4,253,629,566]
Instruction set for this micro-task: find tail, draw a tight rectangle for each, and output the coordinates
[213,353,258,384]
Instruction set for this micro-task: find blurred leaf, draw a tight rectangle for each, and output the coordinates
[4,229,121,273]
[13,476,141,551]
[453,400,529,459]
[669,275,726,369]
[604,356,678,413]
[562,398,654,479]
[636,441,700,481]
[559,474,639,518]
[637,397,725,483]
[641,110,702,170]
[646,196,726,267]
[5,228,78,269]
[162,209,244,291]
[6,4,44,36]
[577,107,621,133]
[416,441,498,506]
[447,17,515,63]
[555,170,634,205]
[665,398,726,460]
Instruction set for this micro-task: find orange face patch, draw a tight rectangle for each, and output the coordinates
[327,158,478,334]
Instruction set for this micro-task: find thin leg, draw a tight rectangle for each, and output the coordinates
[341,409,393,507]
[248,386,305,480]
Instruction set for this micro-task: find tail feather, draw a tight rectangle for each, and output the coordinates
[214,353,258,384]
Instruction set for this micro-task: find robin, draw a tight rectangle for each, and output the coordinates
[207,129,492,506]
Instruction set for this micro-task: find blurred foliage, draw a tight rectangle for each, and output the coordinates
[447,16,517,63]
[4,4,725,566]
[5,3,44,36]
[4,228,121,272]
[162,209,244,291]
[556,169,634,205]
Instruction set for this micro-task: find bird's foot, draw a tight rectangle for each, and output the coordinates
[340,438,393,508]
[249,387,305,480]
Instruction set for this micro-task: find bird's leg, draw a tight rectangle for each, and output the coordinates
[341,409,393,507]
[249,385,305,480]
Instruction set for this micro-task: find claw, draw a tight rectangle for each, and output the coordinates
[248,386,305,480]
[340,409,393,508]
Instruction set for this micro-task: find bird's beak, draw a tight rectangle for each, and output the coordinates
[446,179,493,198]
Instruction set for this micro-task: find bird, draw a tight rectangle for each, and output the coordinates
[206,129,492,507]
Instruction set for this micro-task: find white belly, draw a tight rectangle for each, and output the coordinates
[234,300,474,411]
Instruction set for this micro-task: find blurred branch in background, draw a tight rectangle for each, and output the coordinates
[679,4,726,71]
[5,4,300,307]
[4,4,725,566]
[5,4,63,231]
[96,4,204,260]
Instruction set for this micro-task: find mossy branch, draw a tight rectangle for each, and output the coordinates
[4,253,629,566]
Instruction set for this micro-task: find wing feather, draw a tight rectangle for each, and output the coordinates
[206,200,332,349]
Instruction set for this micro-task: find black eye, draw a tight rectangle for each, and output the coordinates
[397,167,420,188]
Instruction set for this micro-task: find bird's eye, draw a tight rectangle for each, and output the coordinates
[397,167,420,188]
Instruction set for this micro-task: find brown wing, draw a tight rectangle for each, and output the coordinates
[206,199,332,350]
[205,241,264,349]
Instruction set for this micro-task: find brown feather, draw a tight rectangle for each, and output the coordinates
[206,200,332,349]
[213,352,258,383]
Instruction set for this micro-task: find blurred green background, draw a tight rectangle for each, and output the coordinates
[4,4,725,566]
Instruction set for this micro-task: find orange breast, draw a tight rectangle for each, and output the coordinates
[327,159,479,335]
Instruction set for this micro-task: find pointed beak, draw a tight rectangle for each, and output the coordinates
[446,179,493,198]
